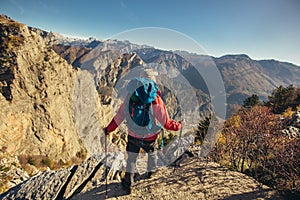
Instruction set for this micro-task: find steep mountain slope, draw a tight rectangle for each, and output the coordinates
[52,44,92,67]
[0,15,123,161]
[0,16,130,192]
[175,52,300,116]
[0,15,86,161]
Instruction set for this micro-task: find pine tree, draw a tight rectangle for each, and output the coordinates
[243,94,260,108]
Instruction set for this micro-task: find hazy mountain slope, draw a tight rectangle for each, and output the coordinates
[259,59,300,86]
[215,55,278,101]
[134,48,213,120]
[28,26,100,47]
[175,51,300,116]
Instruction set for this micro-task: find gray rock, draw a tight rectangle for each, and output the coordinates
[157,134,195,167]
[0,153,122,200]
[1,169,71,200]
[63,154,105,199]
[282,110,300,139]
[0,153,30,192]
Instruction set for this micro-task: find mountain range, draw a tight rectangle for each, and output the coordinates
[39,30,300,117]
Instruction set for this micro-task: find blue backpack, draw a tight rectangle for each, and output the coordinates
[125,77,162,135]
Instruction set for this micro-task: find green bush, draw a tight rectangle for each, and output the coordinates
[27,157,36,166]
[41,158,52,168]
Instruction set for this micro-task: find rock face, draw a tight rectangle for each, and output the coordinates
[0,15,128,192]
[0,15,86,162]
[51,44,92,67]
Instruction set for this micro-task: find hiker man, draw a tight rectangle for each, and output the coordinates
[103,69,182,194]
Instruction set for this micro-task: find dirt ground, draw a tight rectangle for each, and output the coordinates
[71,157,284,200]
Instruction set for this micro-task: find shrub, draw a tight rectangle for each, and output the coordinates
[1,146,7,153]
[18,155,55,169]
[76,148,87,160]
[41,158,53,169]
[210,106,300,197]
[44,55,50,62]
[283,107,294,117]
[27,157,36,166]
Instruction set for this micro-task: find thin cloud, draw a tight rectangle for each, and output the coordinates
[120,1,127,9]
[9,0,24,15]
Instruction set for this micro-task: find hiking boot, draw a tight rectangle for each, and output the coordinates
[121,178,131,195]
[146,170,158,179]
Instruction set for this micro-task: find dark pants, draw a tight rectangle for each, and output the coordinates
[124,135,157,187]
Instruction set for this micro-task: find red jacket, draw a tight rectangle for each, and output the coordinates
[106,92,181,141]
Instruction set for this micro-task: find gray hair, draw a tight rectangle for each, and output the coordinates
[140,68,158,82]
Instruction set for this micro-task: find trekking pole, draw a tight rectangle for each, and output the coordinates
[173,122,183,173]
[160,128,164,149]
[105,134,108,199]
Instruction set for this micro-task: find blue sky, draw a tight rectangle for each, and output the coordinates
[1,0,300,65]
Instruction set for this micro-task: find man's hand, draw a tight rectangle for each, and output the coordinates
[179,119,186,127]
[103,127,109,135]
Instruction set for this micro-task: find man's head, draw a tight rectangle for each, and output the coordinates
[140,68,158,82]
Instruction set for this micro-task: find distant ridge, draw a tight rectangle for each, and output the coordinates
[45,33,300,117]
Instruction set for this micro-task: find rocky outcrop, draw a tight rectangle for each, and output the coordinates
[0,153,110,200]
[1,150,283,200]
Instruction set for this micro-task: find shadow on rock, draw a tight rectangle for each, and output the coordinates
[222,189,286,200]
[71,182,128,199]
